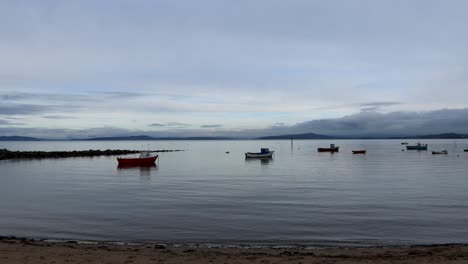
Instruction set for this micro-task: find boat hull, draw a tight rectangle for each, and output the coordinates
[318,147,339,152]
[406,146,427,150]
[117,155,158,166]
[245,151,274,158]
[432,151,447,155]
[352,150,366,154]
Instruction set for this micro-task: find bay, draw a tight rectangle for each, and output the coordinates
[1,139,468,247]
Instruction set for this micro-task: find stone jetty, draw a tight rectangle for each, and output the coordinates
[0,148,183,160]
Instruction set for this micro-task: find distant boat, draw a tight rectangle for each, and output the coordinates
[406,143,428,150]
[465,149,468,152]
[352,150,366,154]
[117,151,158,166]
[245,148,274,158]
[318,144,339,152]
[401,142,409,145]
[432,150,448,155]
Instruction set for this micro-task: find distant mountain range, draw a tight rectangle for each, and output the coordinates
[2,132,468,141]
[259,132,468,140]
[257,132,333,139]
[72,135,234,141]
[0,136,43,141]
[389,133,468,139]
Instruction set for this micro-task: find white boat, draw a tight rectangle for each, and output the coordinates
[245,148,274,158]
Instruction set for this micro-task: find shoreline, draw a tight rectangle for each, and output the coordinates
[0,235,445,249]
[1,238,468,263]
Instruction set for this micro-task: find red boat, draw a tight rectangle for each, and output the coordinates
[318,144,339,152]
[352,150,366,154]
[117,151,158,166]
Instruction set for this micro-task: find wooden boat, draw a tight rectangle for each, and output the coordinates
[245,148,274,158]
[118,164,157,169]
[352,150,366,154]
[432,150,448,155]
[406,143,428,150]
[318,144,339,152]
[117,151,158,166]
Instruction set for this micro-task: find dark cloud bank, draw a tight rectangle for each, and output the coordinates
[1,108,468,139]
[285,108,468,137]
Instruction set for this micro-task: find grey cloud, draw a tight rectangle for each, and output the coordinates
[99,92,146,99]
[1,92,95,102]
[166,122,191,127]
[149,122,191,128]
[361,107,379,112]
[288,108,468,137]
[0,104,56,115]
[1,0,466,99]
[0,126,143,140]
[0,103,80,115]
[359,102,401,112]
[0,119,25,126]
[2,108,468,139]
[360,102,401,107]
[42,115,75,119]
[201,124,223,128]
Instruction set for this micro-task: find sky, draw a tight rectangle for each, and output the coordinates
[1,0,468,138]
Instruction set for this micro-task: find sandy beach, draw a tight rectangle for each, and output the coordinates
[1,238,467,264]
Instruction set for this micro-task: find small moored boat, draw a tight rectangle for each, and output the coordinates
[245,148,274,158]
[117,151,158,166]
[352,150,366,154]
[318,144,339,152]
[464,149,468,152]
[406,143,428,150]
[401,142,409,145]
[432,150,448,155]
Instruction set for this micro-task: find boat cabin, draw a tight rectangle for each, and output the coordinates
[260,148,270,154]
[139,151,152,158]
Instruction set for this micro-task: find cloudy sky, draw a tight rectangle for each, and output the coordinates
[1,0,468,138]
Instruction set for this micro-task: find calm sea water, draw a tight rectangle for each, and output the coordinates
[1,139,468,247]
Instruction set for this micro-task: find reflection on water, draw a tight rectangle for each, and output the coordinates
[117,164,158,179]
[245,157,273,165]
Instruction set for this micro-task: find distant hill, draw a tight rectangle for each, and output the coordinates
[3,132,468,141]
[390,133,468,139]
[417,133,468,139]
[257,132,334,140]
[258,132,468,140]
[77,135,156,141]
[74,135,234,140]
[0,136,43,141]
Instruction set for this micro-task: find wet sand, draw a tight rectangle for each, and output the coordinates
[1,238,467,263]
